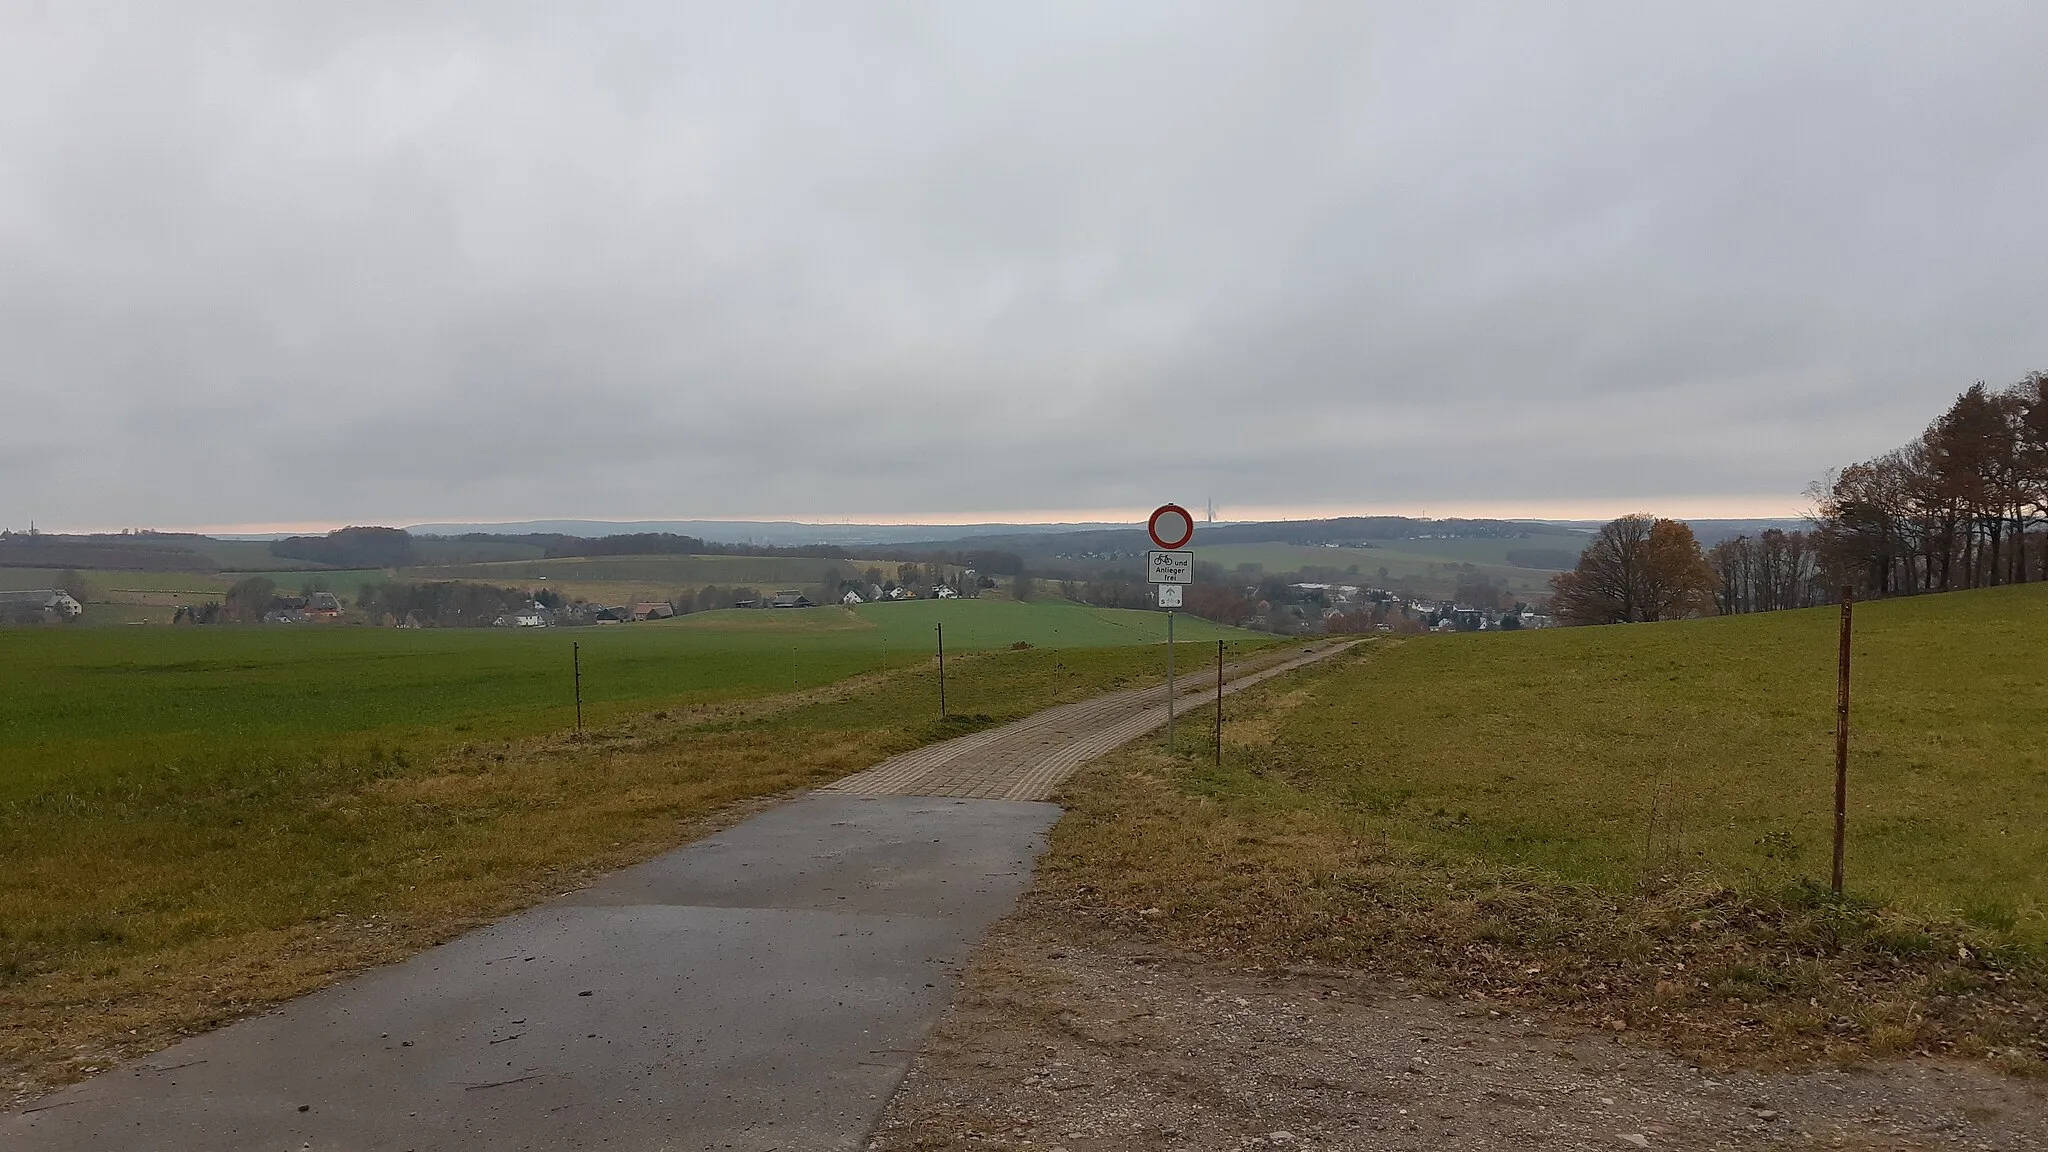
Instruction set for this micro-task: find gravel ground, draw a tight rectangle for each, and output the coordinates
[869,921,2047,1152]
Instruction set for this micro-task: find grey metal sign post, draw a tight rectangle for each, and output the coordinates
[1147,504,1196,753]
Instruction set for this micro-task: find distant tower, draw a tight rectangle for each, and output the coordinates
[1205,497,1215,524]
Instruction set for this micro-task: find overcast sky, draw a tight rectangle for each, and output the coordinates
[4,2,2045,532]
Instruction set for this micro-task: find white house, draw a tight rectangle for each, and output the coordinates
[493,604,553,628]
[0,589,83,621]
[841,590,865,605]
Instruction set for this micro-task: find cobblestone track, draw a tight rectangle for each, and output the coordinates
[821,641,1359,801]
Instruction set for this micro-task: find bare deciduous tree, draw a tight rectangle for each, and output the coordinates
[1813,373,2047,596]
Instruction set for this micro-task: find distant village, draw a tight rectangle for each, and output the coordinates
[479,579,970,630]
[1262,582,1554,633]
[3,537,1559,635]
[0,570,1555,633]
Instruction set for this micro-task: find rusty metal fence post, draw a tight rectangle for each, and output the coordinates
[1832,587,1853,894]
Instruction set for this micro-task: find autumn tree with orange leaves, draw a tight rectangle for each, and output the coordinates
[1549,514,1718,625]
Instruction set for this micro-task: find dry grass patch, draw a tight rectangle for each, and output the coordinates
[1213,685,1314,746]
[1038,745,2048,1071]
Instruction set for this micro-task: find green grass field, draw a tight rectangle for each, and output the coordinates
[407,538,549,564]
[383,553,903,610]
[2,550,895,627]
[4,548,1263,629]
[1198,541,1567,599]
[1038,582,2048,1065]
[0,567,401,628]
[0,568,228,595]
[176,538,332,571]
[175,537,542,569]
[403,553,886,588]
[0,597,1272,1095]
[1200,529,1588,571]
[0,598,1252,805]
[221,569,396,589]
[677,598,1248,648]
[1238,584,2048,936]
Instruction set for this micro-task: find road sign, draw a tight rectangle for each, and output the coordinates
[1147,504,1195,550]
[1145,505,1194,752]
[1147,550,1193,584]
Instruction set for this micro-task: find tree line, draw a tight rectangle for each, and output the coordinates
[354,580,532,627]
[1053,561,1260,628]
[267,526,1032,575]
[1550,371,2047,625]
[0,531,217,573]
[1810,373,2048,597]
[1706,528,1827,615]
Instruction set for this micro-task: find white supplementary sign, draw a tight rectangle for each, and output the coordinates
[1155,583,1184,608]
[1147,550,1194,584]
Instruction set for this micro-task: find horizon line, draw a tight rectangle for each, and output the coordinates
[28,496,1811,538]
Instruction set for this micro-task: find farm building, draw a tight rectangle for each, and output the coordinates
[266,591,343,624]
[0,589,83,622]
[494,604,554,628]
[841,590,864,605]
[769,590,813,609]
[631,602,675,621]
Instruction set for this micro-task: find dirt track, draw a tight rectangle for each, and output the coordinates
[824,642,1358,801]
[868,922,2048,1151]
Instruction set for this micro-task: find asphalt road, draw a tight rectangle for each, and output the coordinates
[2,795,1059,1152]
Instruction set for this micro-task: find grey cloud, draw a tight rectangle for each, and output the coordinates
[3,1,2046,529]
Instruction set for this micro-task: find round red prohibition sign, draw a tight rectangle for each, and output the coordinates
[1148,503,1195,550]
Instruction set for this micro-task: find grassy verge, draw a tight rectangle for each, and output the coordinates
[1030,595,2048,1071]
[0,640,1268,1102]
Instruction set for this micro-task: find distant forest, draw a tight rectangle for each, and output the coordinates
[262,527,1031,575]
[0,532,219,572]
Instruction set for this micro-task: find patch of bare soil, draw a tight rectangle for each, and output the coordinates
[870,920,2047,1152]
